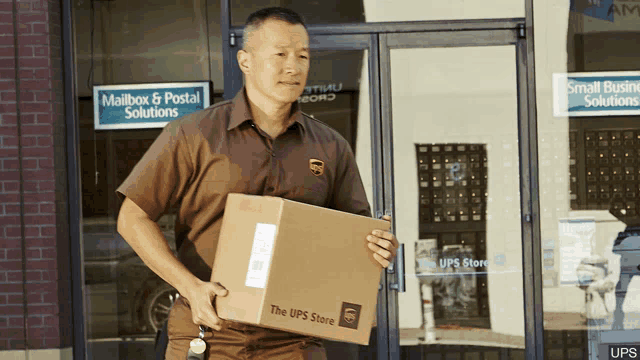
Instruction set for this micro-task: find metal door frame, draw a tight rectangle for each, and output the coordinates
[378,22,543,360]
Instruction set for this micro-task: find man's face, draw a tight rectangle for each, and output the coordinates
[239,19,310,106]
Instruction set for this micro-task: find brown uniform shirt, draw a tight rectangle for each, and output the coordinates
[116,88,372,282]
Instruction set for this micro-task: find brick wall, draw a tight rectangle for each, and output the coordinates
[0,0,71,351]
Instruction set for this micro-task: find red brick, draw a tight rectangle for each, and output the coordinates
[19,13,48,24]
[18,69,33,79]
[26,304,57,316]
[5,203,20,214]
[27,315,43,327]
[6,271,23,282]
[22,192,54,203]
[35,113,52,123]
[0,36,14,46]
[25,248,40,259]
[22,169,54,181]
[19,91,34,102]
[36,136,51,147]
[24,214,55,225]
[33,69,48,79]
[26,259,56,271]
[0,226,22,238]
[2,158,19,169]
[8,317,25,328]
[40,269,55,281]
[32,46,47,57]
[23,204,38,214]
[42,337,60,349]
[24,237,51,248]
[0,295,6,305]
[39,203,54,213]
[20,79,48,91]
[20,136,37,146]
[0,58,16,69]
[23,180,38,192]
[0,193,20,203]
[25,270,41,282]
[0,13,14,23]
[0,259,23,271]
[40,226,55,236]
[0,80,17,91]
[17,34,48,46]
[0,170,20,181]
[2,182,19,194]
[25,103,51,114]
[32,23,47,34]
[18,58,47,69]
[6,295,23,306]
[40,248,55,259]
[21,147,52,157]
[0,103,16,113]
[38,181,54,191]
[37,158,52,169]
[28,327,59,339]
[0,171,20,181]
[1,284,25,294]
[0,115,18,126]
[0,3,12,11]
[0,148,18,158]
[1,216,20,227]
[21,158,38,169]
[41,315,58,328]
[5,248,21,260]
[34,91,50,102]
[0,69,15,80]
[40,292,57,305]
[17,45,33,58]
[0,307,24,319]
[1,91,17,102]
[24,226,39,237]
[0,24,13,35]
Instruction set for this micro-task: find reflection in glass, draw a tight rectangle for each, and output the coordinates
[390,45,525,357]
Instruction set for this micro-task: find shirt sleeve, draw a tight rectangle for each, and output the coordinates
[329,138,373,218]
[115,120,193,222]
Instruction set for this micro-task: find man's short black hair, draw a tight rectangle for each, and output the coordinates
[245,7,306,29]
[242,7,307,50]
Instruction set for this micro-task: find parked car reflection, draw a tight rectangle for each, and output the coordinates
[83,216,179,339]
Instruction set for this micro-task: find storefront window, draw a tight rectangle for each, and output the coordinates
[74,0,224,357]
[390,45,526,357]
[231,0,523,26]
[538,0,640,358]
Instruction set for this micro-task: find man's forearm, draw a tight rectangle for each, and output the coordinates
[117,211,201,298]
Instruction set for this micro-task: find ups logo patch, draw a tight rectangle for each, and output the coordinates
[309,159,324,176]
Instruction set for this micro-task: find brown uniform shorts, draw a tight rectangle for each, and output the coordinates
[165,297,328,360]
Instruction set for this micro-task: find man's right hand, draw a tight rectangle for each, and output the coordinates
[183,280,229,331]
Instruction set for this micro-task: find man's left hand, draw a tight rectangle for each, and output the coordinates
[367,215,399,268]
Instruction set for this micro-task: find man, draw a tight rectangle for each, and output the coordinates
[116,7,399,360]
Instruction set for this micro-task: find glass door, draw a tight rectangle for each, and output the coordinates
[227,33,390,359]
[379,27,535,359]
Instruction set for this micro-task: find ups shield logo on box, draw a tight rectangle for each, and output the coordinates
[338,302,362,330]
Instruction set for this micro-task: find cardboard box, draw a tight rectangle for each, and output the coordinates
[210,193,391,345]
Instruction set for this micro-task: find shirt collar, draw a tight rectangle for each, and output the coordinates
[227,87,306,133]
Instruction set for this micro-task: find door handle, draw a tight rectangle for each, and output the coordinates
[389,243,406,292]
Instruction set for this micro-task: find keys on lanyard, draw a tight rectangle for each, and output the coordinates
[187,325,207,360]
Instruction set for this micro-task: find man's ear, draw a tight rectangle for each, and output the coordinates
[237,50,251,75]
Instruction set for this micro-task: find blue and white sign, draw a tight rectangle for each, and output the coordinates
[570,0,614,22]
[553,72,640,117]
[93,82,211,130]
